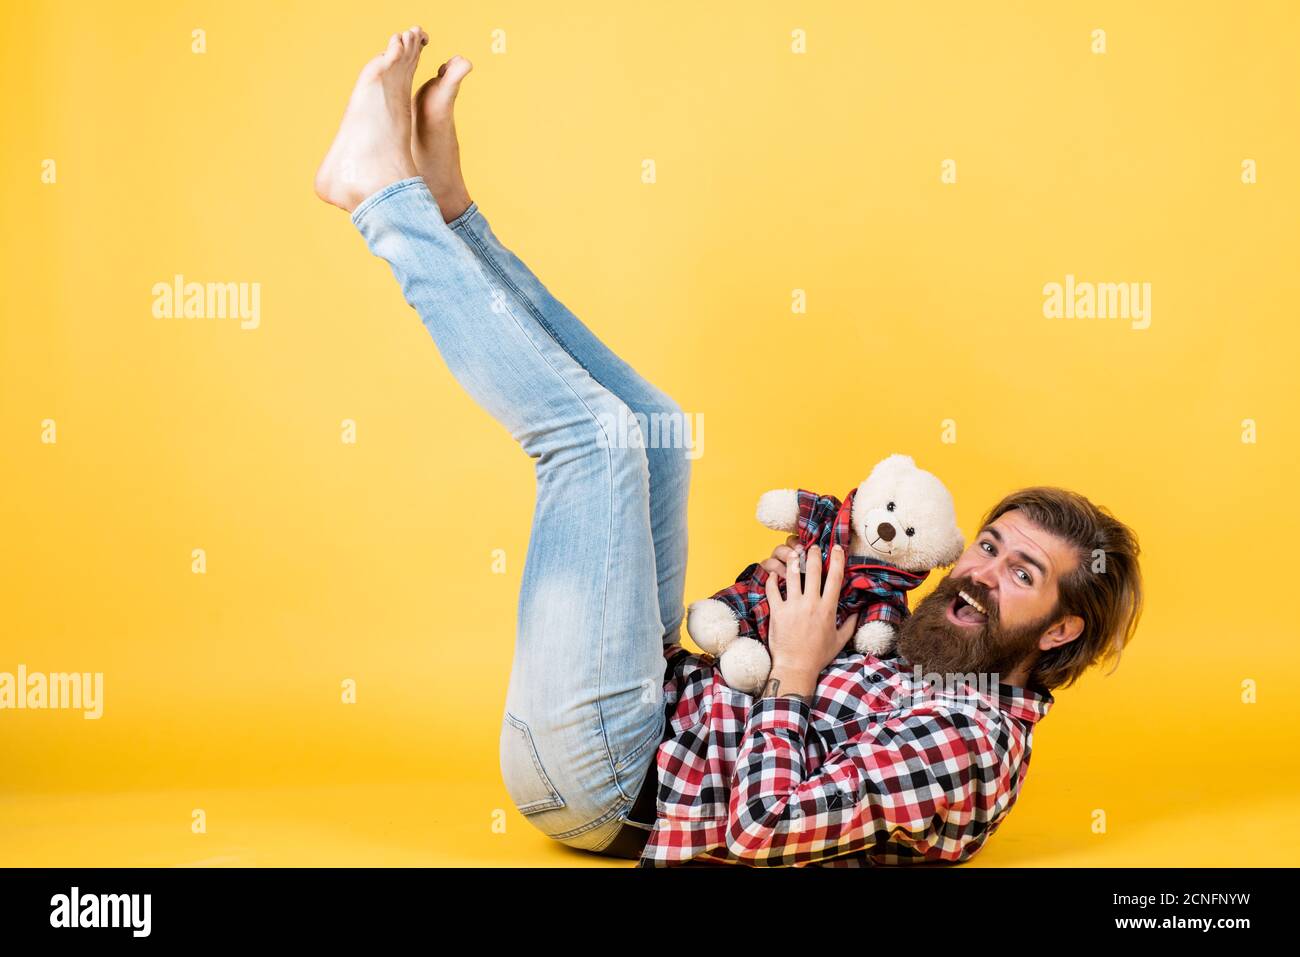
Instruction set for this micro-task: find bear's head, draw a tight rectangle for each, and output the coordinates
[851,453,964,572]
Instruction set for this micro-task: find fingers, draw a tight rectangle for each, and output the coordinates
[762,541,799,579]
[785,544,803,598]
[804,540,823,597]
[836,611,860,642]
[822,544,846,606]
[765,562,784,607]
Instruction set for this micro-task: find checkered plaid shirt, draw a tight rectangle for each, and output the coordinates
[635,642,1053,867]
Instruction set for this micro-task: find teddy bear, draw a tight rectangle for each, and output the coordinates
[685,453,965,694]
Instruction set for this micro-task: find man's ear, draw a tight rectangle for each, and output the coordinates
[1040,614,1085,651]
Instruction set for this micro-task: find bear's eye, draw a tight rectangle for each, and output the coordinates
[886,502,896,511]
[905,527,915,536]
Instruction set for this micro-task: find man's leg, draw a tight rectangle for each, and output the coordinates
[414,58,692,647]
[357,181,667,851]
[450,204,692,646]
[315,30,666,853]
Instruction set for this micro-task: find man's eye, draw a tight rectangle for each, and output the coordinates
[1015,568,1031,584]
[980,541,994,554]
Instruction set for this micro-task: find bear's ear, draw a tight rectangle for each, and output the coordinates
[871,453,916,478]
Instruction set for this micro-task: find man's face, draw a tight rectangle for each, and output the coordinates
[895,508,1082,684]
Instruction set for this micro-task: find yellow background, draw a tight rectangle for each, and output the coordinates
[3,0,1297,866]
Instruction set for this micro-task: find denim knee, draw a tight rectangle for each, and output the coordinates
[642,393,694,482]
[590,394,652,466]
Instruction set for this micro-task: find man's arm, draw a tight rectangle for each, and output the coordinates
[728,538,1019,865]
[723,701,1018,866]
[759,664,816,702]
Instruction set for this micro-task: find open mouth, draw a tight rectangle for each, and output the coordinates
[946,589,989,628]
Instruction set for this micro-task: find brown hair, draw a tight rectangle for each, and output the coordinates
[981,487,1143,693]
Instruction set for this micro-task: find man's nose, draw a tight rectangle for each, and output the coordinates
[967,561,999,591]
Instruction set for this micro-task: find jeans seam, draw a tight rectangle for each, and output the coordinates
[592,798,646,853]
[457,222,594,381]
[547,796,634,843]
[502,711,566,814]
[615,709,665,781]
[446,200,481,232]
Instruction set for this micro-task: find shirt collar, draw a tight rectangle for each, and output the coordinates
[996,681,1054,725]
[886,654,1054,725]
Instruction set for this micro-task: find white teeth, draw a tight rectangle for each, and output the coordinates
[959,590,987,616]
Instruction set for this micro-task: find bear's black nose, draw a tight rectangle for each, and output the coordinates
[876,522,896,542]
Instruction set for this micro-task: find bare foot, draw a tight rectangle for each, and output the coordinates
[412,55,475,223]
[315,26,429,213]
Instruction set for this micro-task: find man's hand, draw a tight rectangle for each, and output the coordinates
[759,535,800,580]
[763,540,859,698]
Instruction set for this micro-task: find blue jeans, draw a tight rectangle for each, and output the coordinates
[351,178,691,854]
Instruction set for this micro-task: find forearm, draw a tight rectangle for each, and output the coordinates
[760,664,818,701]
[725,694,814,862]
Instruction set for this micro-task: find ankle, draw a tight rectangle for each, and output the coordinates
[437,192,473,225]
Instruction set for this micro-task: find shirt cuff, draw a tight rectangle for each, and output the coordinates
[748,694,812,735]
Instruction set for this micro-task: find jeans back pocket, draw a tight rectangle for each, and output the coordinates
[500,711,566,815]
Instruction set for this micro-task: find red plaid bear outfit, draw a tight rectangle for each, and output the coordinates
[708,487,929,646]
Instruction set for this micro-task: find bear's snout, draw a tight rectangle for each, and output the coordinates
[876,522,897,542]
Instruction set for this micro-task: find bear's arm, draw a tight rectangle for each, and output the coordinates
[755,488,800,532]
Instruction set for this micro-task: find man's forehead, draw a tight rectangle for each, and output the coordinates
[986,510,1072,578]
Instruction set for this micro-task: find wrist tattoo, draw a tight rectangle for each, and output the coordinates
[760,677,810,705]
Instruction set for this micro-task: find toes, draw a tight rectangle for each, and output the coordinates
[413,55,472,118]
[400,26,427,57]
[381,33,401,65]
[441,55,473,81]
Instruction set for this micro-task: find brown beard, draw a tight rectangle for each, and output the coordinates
[895,572,1055,688]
